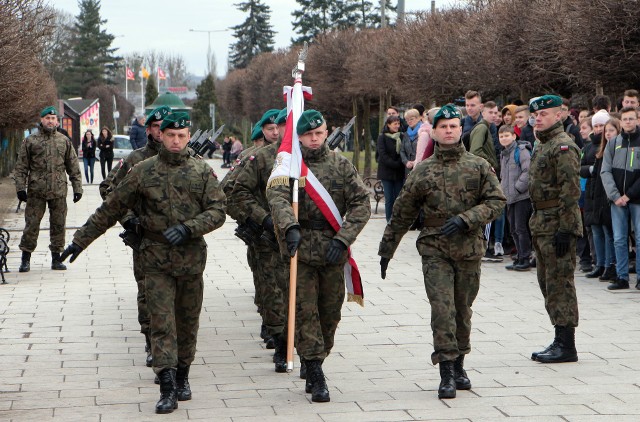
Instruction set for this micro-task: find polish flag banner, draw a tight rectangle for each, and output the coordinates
[158,68,167,80]
[125,67,135,80]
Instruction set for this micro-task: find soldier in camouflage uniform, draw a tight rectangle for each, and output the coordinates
[527,95,581,364]
[98,105,171,368]
[378,104,506,399]
[267,110,371,402]
[232,108,292,372]
[220,122,265,332]
[60,112,226,414]
[14,106,83,273]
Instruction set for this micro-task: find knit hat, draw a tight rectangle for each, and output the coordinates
[591,109,610,126]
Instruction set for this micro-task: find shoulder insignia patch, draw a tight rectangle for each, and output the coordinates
[249,155,255,161]
[560,145,569,151]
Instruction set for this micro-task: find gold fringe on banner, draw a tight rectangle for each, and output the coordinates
[266,176,290,189]
[299,176,306,187]
[347,293,364,307]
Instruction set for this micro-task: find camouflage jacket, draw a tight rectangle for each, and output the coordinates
[231,141,278,226]
[267,143,371,267]
[379,142,506,261]
[528,121,582,236]
[14,126,82,199]
[220,145,260,222]
[73,147,226,274]
[99,136,161,200]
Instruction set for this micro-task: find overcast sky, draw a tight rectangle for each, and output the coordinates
[49,0,446,79]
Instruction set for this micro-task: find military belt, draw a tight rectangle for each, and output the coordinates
[423,217,447,227]
[299,220,335,231]
[532,199,560,211]
[142,229,170,244]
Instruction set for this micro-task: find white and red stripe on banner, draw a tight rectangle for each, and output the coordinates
[268,79,364,306]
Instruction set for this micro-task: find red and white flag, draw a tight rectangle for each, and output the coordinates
[267,79,365,306]
[158,68,167,80]
[125,67,135,80]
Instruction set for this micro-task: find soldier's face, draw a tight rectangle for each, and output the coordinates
[432,118,462,147]
[533,107,562,131]
[262,123,279,143]
[621,111,638,133]
[147,121,163,142]
[162,127,190,152]
[40,114,58,129]
[299,123,328,150]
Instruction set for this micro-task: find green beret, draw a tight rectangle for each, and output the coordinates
[40,106,58,117]
[275,108,288,125]
[258,109,281,127]
[529,95,562,113]
[160,112,191,131]
[432,104,461,128]
[296,109,325,135]
[146,105,172,127]
[250,122,264,141]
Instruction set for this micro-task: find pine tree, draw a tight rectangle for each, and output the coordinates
[192,74,217,131]
[228,0,275,70]
[145,75,158,106]
[62,0,120,97]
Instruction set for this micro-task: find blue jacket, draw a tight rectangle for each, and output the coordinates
[129,120,147,149]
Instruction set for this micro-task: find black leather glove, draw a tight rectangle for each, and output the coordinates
[380,257,390,279]
[73,193,82,203]
[440,216,467,236]
[122,217,140,231]
[285,227,302,257]
[60,243,83,263]
[17,190,27,202]
[553,231,572,257]
[262,215,274,233]
[163,224,191,246]
[326,239,347,265]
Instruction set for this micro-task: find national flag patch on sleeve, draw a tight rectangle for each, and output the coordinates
[560,145,569,151]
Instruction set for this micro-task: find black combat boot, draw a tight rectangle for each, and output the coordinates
[51,252,67,270]
[19,251,31,273]
[260,324,268,340]
[300,358,307,379]
[145,334,153,367]
[265,336,275,349]
[531,326,559,360]
[273,334,287,373]
[535,326,578,363]
[176,364,192,401]
[155,368,178,414]
[453,355,471,390]
[599,266,616,282]
[306,360,330,402]
[585,266,604,278]
[438,361,456,399]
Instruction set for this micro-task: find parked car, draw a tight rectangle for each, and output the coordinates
[79,134,133,160]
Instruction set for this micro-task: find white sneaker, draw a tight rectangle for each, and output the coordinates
[494,242,504,256]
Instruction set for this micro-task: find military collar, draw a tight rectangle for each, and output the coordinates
[300,142,328,162]
[158,145,190,165]
[434,141,464,161]
[146,137,162,153]
[535,121,564,144]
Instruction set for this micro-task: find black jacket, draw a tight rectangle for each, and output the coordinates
[97,135,114,158]
[376,132,406,182]
[518,123,535,145]
[580,133,601,225]
[82,137,97,159]
[564,117,584,149]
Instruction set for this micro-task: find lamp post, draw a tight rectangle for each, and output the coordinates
[189,28,230,76]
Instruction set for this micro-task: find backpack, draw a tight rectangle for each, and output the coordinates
[514,141,532,168]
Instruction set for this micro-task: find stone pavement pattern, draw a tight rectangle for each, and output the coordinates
[1,158,640,421]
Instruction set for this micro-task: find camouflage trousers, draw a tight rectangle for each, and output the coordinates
[132,250,149,336]
[19,196,67,253]
[532,235,579,327]
[255,243,288,337]
[145,271,204,373]
[295,261,345,361]
[422,255,481,365]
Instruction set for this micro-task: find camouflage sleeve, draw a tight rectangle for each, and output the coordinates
[334,160,371,248]
[232,155,269,225]
[555,144,581,233]
[14,139,29,192]
[266,182,297,233]
[458,162,506,230]
[378,172,422,259]
[182,165,227,237]
[99,159,122,200]
[223,164,251,222]
[64,138,83,194]
[72,167,140,249]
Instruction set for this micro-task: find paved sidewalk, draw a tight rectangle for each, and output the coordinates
[1,159,640,421]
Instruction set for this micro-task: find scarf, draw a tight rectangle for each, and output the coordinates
[385,132,403,154]
[407,122,422,142]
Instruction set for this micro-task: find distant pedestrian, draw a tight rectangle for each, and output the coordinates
[81,129,97,184]
[129,115,147,149]
[97,127,114,180]
[376,115,408,222]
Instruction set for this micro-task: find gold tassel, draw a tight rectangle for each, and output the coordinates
[299,176,306,187]
[266,176,290,189]
[347,293,364,307]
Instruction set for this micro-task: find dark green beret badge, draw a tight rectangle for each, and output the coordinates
[146,105,172,127]
[529,95,562,113]
[40,106,58,117]
[432,104,461,128]
[160,112,191,131]
[296,109,325,135]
